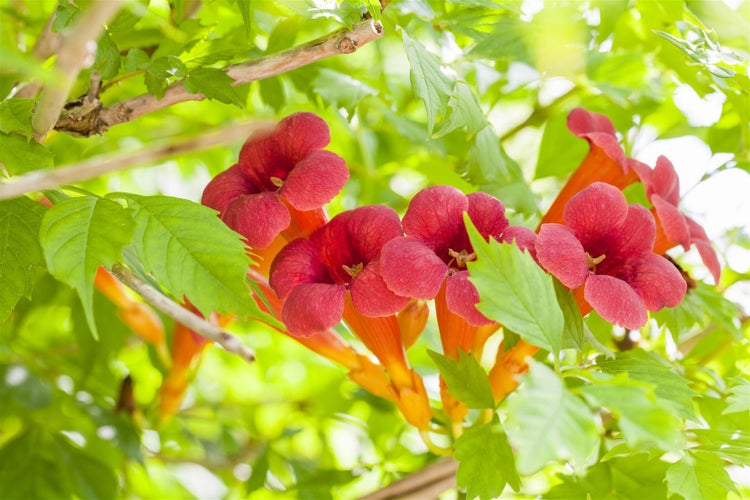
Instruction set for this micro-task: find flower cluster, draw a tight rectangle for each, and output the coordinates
[197,108,719,437]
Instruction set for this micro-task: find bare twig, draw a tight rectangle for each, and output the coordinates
[0,120,273,200]
[31,0,123,140]
[109,263,255,363]
[54,19,384,136]
[360,459,458,500]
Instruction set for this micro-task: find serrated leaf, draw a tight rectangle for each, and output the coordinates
[455,418,520,499]
[0,198,46,321]
[124,195,254,318]
[0,98,35,136]
[555,279,584,351]
[434,81,487,138]
[595,350,698,421]
[145,56,187,99]
[724,378,750,415]
[467,222,564,356]
[666,451,738,500]
[427,349,495,409]
[0,133,54,175]
[184,68,244,107]
[578,373,685,452]
[505,361,598,474]
[234,0,252,37]
[312,69,377,114]
[402,31,452,135]
[39,196,133,339]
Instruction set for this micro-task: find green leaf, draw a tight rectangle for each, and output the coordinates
[460,127,539,214]
[145,56,187,99]
[455,418,521,499]
[312,69,377,114]
[535,112,588,179]
[666,451,739,500]
[724,378,750,415]
[184,68,244,107]
[123,48,150,72]
[0,133,54,175]
[95,31,120,80]
[505,362,599,474]
[259,77,286,112]
[234,0,252,37]
[39,196,133,339]
[0,98,35,136]
[0,198,46,322]
[427,349,495,409]
[467,223,564,357]
[555,280,584,351]
[595,350,698,421]
[434,81,488,138]
[402,31,452,135]
[124,195,255,318]
[578,373,685,452]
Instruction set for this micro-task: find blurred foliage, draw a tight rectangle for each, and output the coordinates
[1,0,749,498]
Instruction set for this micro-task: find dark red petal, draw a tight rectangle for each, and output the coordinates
[603,204,655,263]
[652,195,691,250]
[467,192,509,241]
[269,238,327,300]
[273,112,332,162]
[201,164,253,215]
[584,274,648,330]
[536,224,588,289]
[350,260,411,316]
[445,270,493,326]
[567,108,617,138]
[688,218,721,284]
[313,205,403,268]
[501,226,538,260]
[280,150,349,211]
[564,182,628,248]
[223,192,291,249]
[281,283,345,336]
[402,185,468,254]
[652,156,681,205]
[628,254,687,311]
[379,237,447,299]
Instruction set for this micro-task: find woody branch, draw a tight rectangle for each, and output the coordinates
[54,19,384,137]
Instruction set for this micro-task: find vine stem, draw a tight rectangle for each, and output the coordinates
[54,19,384,136]
[108,263,256,363]
[0,120,273,200]
[31,0,124,140]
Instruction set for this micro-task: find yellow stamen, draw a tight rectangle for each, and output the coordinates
[342,262,364,278]
[586,252,606,272]
[448,248,476,269]
[270,176,284,188]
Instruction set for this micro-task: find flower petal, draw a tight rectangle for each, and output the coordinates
[379,237,448,299]
[273,112,332,162]
[467,192,509,241]
[201,164,253,215]
[652,156,681,206]
[584,274,648,330]
[402,185,468,258]
[223,192,291,248]
[281,283,346,336]
[652,194,691,250]
[312,206,403,277]
[280,150,349,211]
[269,238,329,300]
[350,260,411,316]
[567,107,617,138]
[628,254,687,311]
[501,225,538,260]
[563,182,629,249]
[688,218,721,284]
[536,223,589,289]
[446,270,493,326]
[602,204,655,265]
